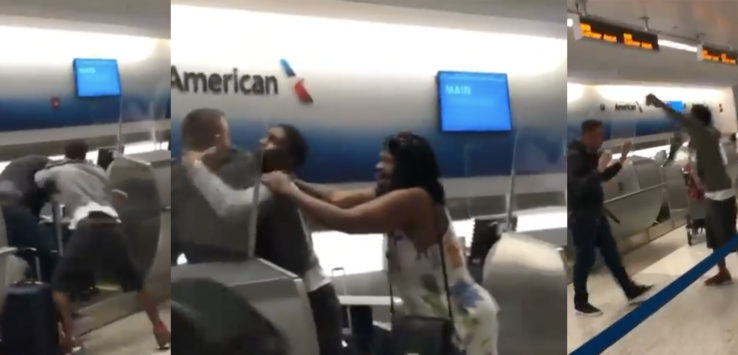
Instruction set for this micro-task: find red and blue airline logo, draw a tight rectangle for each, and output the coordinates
[280,59,313,104]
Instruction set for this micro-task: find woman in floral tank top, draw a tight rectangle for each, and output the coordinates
[262,132,499,355]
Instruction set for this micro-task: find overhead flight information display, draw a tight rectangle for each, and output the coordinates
[574,16,659,51]
[73,58,122,97]
[698,45,737,66]
[437,71,512,132]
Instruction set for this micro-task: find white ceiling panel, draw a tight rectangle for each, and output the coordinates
[568,31,738,86]
[568,0,738,48]
[0,0,170,38]
[173,0,566,38]
[342,0,566,23]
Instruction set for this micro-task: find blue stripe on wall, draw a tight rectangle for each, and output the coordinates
[0,95,171,131]
[567,117,679,141]
[171,117,565,183]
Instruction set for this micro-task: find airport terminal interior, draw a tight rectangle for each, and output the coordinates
[0,0,171,354]
[0,0,735,354]
[566,0,738,354]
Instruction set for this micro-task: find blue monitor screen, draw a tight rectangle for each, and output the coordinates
[437,71,512,132]
[667,100,684,113]
[73,58,121,97]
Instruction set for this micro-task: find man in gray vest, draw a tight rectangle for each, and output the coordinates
[648,94,737,285]
[174,108,342,355]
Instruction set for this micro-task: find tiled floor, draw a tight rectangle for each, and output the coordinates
[77,225,738,355]
[82,303,171,355]
[567,227,738,354]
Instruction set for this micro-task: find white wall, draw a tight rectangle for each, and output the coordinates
[568,82,738,141]
[0,20,170,141]
[171,4,568,187]
[0,21,168,92]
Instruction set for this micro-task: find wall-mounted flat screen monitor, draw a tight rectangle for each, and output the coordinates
[667,100,684,113]
[437,71,512,132]
[73,58,122,97]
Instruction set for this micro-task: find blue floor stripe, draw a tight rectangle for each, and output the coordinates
[571,235,738,355]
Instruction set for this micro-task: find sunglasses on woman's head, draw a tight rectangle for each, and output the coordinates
[391,131,418,147]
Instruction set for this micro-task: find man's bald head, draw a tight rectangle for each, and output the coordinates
[181,108,230,151]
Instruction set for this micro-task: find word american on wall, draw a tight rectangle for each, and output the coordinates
[614,103,637,111]
[171,66,279,95]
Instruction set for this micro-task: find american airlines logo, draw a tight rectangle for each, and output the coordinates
[280,59,314,104]
[170,59,314,104]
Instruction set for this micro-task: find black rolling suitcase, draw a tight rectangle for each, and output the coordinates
[0,251,59,355]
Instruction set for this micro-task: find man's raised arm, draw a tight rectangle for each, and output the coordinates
[646,94,703,135]
[294,179,375,209]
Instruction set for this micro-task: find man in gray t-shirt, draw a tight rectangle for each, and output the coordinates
[36,141,170,351]
[648,94,737,285]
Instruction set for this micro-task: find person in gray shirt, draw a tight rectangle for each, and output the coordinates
[647,94,737,285]
[35,141,170,352]
[175,108,342,355]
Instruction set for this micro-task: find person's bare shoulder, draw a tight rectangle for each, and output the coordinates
[386,187,433,210]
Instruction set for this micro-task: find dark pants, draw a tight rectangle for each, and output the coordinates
[705,196,737,250]
[570,212,634,305]
[345,306,374,354]
[308,284,343,355]
[2,203,56,281]
[52,219,143,294]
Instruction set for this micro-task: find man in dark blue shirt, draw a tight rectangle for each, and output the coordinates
[0,155,55,281]
[568,120,652,316]
[0,155,50,217]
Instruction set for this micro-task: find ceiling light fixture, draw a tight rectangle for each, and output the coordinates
[566,13,701,54]
[658,39,698,53]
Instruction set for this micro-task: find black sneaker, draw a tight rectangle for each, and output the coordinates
[627,284,653,305]
[575,303,603,317]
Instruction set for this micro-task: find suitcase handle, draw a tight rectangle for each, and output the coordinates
[330,267,353,334]
[330,267,348,293]
[14,247,43,283]
[51,201,65,256]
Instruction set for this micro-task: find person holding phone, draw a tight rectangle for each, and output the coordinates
[647,94,737,285]
[568,120,653,317]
